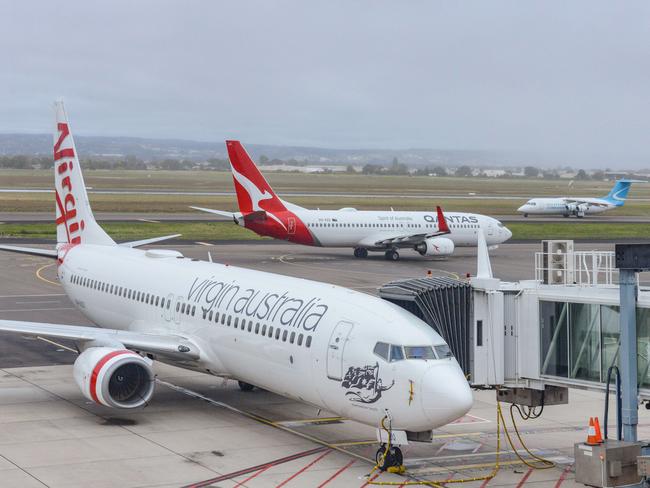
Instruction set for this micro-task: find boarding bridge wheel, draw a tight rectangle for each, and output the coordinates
[354,248,368,258]
[238,381,254,392]
[376,445,403,470]
[385,249,400,261]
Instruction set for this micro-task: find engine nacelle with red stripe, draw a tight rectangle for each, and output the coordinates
[73,347,155,408]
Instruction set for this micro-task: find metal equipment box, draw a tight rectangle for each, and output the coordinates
[575,440,641,487]
[496,385,568,407]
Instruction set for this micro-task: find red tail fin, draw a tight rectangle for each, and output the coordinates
[226,141,286,214]
[436,206,450,234]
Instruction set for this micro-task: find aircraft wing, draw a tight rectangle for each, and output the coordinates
[562,198,610,207]
[0,244,58,258]
[0,320,201,360]
[369,206,451,247]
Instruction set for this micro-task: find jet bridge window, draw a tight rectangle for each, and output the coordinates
[404,346,436,360]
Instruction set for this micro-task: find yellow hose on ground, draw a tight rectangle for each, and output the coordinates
[366,399,554,486]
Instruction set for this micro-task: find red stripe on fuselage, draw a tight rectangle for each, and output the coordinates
[89,350,135,404]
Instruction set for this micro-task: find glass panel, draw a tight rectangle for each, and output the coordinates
[637,308,650,389]
[601,305,620,381]
[540,301,568,377]
[390,345,404,362]
[404,346,436,360]
[373,342,389,361]
[434,344,454,359]
[569,303,600,381]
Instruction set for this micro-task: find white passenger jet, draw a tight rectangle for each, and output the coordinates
[0,102,472,468]
[517,179,643,218]
[191,141,512,260]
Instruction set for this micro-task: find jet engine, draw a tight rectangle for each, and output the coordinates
[415,237,455,256]
[73,346,155,408]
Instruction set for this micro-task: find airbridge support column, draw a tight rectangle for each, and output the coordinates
[615,244,650,442]
[619,267,638,442]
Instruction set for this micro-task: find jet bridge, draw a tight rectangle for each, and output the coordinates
[378,239,650,405]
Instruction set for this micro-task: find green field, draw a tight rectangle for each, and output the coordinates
[0,169,649,216]
[0,221,647,242]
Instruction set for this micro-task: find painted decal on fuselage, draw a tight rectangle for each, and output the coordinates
[424,214,479,224]
[187,277,328,331]
[341,363,394,404]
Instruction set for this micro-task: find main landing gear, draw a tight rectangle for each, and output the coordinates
[353,247,368,258]
[238,381,254,392]
[523,213,528,218]
[375,444,403,471]
[385,249,400,261]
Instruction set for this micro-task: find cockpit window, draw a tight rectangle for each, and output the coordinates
[404,346,436,360]
[434,344,454,359]
[373,342,389,361]
[497,222,504,228]
[390,345,404,362]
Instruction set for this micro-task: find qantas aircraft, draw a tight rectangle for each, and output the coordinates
[517,179,643,218]
[191,141,512,261]
[0,102,472,468]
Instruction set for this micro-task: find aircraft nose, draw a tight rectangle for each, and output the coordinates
[503,226,512,240]
[421,362,473,427]
[517,205,526,212]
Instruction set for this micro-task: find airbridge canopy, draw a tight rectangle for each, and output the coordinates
[379,277,472,376]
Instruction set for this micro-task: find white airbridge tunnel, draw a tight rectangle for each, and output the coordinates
[379,239,650,487]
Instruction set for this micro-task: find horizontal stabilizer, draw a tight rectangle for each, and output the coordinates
[190,206,236,219]
[0,244,58,258]
[243,210,267,222]
[120,234,182,248]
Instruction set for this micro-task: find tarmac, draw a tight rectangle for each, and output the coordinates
[1,241,647,487]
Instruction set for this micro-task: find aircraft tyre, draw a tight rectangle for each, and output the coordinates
[523,213,528,218]
[563,213,569,218]
[238,381,254,392]
[354,247,368,258]
[385,250,399,261]
[376,445,403,470]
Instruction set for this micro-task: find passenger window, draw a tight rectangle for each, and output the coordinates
[297,333,303,346]
[373,342,389,361]
[262,324,267,335]
[234,317,239,328]
[176,302,180,312]
[155,296,160,306]
[275,328,281,340]
[282,330,288,342]
[214,312,219,322]
[181,303,186,314]
[227,315,231,326]
[306,336,312,348]
[146,293,150,303]
[255,323,260,334]
[209,311,213,321]
[290,331,295,344]
[191,306,195,316]
[390,345,404,362]
[166,299,171,309]
[248,322,252,332]
[268,326,273,337]
[241,319,245,330]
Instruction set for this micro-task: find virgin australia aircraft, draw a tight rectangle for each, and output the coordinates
[191,141,512,261]
[0,102,472,467]
[517,179,644,218]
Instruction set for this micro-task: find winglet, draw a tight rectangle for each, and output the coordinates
[436,206,450,234]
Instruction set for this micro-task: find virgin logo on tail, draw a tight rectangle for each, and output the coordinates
[231,165,287,230]
[54,123,84,244]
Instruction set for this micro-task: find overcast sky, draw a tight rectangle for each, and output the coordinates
[1,1,649,164]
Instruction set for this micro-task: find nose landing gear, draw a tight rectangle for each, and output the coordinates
[385,249,400,261]
[376,444,403,471]
[353,247,368,258]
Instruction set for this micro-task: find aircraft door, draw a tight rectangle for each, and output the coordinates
[164,293,174,322]
[327,321,354,380]
[486,221,495,237]
[172,295,182,325]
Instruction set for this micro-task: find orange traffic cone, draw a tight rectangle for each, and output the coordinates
[594,417,604,444]
[586,417,598,445]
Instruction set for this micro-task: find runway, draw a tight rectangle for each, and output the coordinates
[2,211,650,224]
[0,241,632,487]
